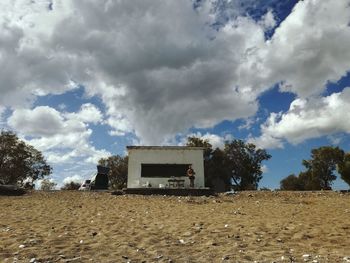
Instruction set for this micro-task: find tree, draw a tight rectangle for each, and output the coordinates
[338,152,350,187]
[280,146,348,191]
[280,174,303,190]
[186,137,271,191]
[280,171,319,191]
[40,178,56,191]
[61,181,81,190]
[302,146,344,190]
[98,155,128,189]
[0,130,52,185]
[223,140,271,190]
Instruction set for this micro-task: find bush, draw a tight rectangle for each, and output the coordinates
[40,179,56,191]
[61,181,81,190]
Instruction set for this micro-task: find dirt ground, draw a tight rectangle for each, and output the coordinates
[1,191,350,263]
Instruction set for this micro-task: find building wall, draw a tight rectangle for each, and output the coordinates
[127,148,204,188]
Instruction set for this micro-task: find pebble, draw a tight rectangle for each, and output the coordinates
[18,244,25,248]
[182,231,192,237]
[63,257,81,262]
[302,254,312,262]
[79,240,84,244]
[29,258,36,263]
[179,239,185,244]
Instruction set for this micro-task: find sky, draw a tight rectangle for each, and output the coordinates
[1,0,350,189]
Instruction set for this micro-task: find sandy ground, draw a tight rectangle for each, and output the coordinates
[1,191,350,263]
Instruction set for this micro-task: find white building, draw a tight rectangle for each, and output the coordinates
[127,146,205,189]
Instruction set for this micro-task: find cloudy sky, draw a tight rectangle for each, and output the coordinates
[1,0,350,189]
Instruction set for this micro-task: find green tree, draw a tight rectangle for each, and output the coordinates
[280,171,319,191]
[207,147,228,189]
[186,137,271,191]
[40,178,56,191]
[98,155,128,189]
[302,146,344,190]
[223,140,271,190]
[280,174,303,190]
[0,130,51,185]
[61,181,81,190]
[338,152,350,187]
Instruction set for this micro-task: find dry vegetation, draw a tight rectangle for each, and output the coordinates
[1,191,350,262]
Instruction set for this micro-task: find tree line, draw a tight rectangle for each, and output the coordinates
[1,129,350,191]
[98,136,271,191]
[280,146,350,190]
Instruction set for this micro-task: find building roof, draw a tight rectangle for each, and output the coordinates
[126,146,205,150]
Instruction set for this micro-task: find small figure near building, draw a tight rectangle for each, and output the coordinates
[187,165,196,188]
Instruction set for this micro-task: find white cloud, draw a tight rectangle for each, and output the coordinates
[1,0,350,148]
[63,175,83,185]
[201,133,226,149]
[181,132,227,149]
[327,135,343,145]
[65,103,103,124]
[243,0,350,97]
[250,88,350,148]
[0,0,80,107]
[248,132,284,149]
[0,0,270,144]
[7,104,110,164]
[8,106,73,136]
[259,10,276,30]
[261,164,269,174]
[238,117,256,131]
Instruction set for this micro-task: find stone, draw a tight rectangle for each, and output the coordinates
[182,231,192,237]
[302,254,312,262]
